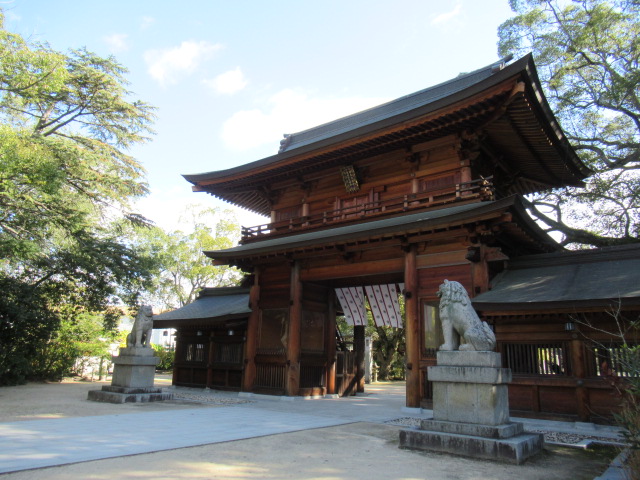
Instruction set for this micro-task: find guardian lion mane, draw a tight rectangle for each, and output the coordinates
[437,280,495,352]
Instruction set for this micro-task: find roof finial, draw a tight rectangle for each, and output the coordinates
[279,134,292,153]
[491,54,514,73]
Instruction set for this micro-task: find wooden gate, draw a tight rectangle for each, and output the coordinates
[335,350,356,396]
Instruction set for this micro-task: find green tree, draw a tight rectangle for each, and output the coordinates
[336,296,406,381]
[372,326,406,380]
[0,11,157,384]
[498,0,640,247]
[29,311,120,381]
[138,206,243,310]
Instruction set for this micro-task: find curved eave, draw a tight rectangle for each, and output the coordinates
[184,57,522,185]
[185,55,591,215]
[518,59,591,181]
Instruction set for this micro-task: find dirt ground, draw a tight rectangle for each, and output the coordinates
[0,377,199,423]
[0,378,617,480]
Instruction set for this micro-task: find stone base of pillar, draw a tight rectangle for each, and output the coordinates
[399,351,543,464]
[400,418,543,464]
[88,347,172,404]
[88,386,173,404]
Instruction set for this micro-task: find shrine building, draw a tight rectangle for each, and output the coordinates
[154,54,640,422]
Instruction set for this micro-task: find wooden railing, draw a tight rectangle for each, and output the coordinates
[300,365,326,389]
[255,363,286,390]
[241,176,493,243]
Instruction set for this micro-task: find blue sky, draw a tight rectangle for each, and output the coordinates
[4,1,514,231]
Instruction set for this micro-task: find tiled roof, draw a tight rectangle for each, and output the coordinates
[153,287,250,326]
[473,244,640,309]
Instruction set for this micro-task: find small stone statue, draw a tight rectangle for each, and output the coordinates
[436,280,496,351]
[126,305,154,348]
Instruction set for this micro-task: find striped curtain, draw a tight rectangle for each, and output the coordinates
[335,284,403,328]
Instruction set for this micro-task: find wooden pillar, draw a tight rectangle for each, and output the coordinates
[242,268,261,392]
[286,261,302,396]
[404,244,421,408]
[571,337,590,421]
[354,325,366,393]
[326,289,337,395]
[206,332,215,388]
[460,160,472,184]
[470,244,490,296]
[302,201,310,227]
[172,333,183,386]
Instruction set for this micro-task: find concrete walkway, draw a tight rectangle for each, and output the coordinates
[0,382,625,475]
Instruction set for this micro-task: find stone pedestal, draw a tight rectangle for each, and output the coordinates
[88,347,173,404]
[399,351,543,464]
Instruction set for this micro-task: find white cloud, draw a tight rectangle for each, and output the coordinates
[221,89,389,152]
[104,33,129,52]
[203,67,248,95]
[135,186,267,233]
[144,40,223,86]
[4,11,21,22]
[430,4,463,25]
[141,16,156,29]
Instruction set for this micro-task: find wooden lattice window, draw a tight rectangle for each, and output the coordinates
[419,173,462,192]
[592,343,639,377]
[502,342,569,375]
[274,206,301,223]
[213,342,243,365]
[183,343,206,363]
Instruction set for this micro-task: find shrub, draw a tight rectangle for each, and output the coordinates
[153,344,175,371]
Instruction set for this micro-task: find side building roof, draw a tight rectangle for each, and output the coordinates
[153,287,251,329]
[472,244,640,311]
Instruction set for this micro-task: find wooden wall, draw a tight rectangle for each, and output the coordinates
[485,311,638,422]
[269,135,463,222]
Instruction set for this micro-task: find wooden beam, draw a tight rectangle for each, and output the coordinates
[301,257,404,282]
[286,261,302,396]
[404,245,421,408]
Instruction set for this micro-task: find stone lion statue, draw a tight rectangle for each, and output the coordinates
[437,280,496,352]
[126,305,154,348]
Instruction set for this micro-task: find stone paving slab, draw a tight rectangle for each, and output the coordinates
[0,405,351,474]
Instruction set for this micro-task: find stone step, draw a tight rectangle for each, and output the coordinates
[399,427,544,465]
